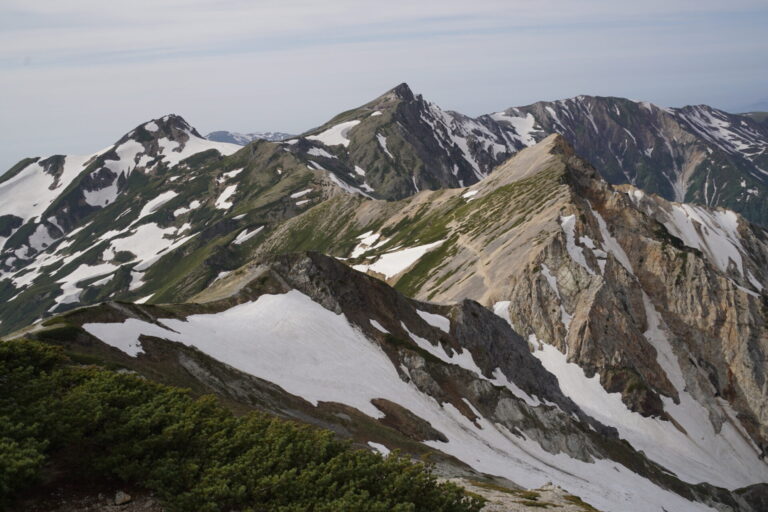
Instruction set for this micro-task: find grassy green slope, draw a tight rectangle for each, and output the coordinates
[251,158,568,301]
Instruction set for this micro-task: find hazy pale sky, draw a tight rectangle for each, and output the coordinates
[1,0,767,171]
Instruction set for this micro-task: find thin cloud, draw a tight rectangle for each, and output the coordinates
[1,1,767,169]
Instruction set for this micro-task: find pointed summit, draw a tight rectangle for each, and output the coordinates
[388,82,415,101]
[292,82,523,200]
[362,82,415,111]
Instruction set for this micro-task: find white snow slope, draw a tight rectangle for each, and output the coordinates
[84,290,724,512]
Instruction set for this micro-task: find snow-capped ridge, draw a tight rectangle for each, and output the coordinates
[206,131,294,145]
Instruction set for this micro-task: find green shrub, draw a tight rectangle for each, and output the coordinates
[0,339,482,512]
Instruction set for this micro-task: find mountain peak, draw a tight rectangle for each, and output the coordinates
[365,82,416,107]
[113,114,206,148]
[148,114,199,137]
[374,82,416,102]
[388,82,414,101]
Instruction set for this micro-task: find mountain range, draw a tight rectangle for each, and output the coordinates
[2,83,768,511]
[216,85,768,224]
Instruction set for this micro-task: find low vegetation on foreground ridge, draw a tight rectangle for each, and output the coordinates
[0,339,483,512]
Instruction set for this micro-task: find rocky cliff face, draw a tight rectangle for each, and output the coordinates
[492,142,768,457]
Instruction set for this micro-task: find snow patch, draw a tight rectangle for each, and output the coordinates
[83,180,119,207]
[591,207,633,273]
[350,232,380,258]
[490,112,538,147]
[173,199,201,217]
[401,322,484,376]
[307,147,336,159]
[368,442,390,456]
[108,223,195,271]
[369,319,389,334]
[233,226,264,245]
[416,309,450,333]
[132,190,178,224]
[222,168,244,179]
[662,204,744,275]
[492,301,511,324]
[0,153,101,222]
[159,135,240,168]
[559,215,595,275]
[307,120,361,147]
[55,262,117,307]
[377,134,394,159]
[326,173,372,198]
[104,139,145,176]
[290,188,313,199]
[27,224,56,252]
[39,290,745,511]
[490,368,540,407]
[354,240,445,279]
[540,264,571,329]
[135,294,154,304]
[215,185,238,210]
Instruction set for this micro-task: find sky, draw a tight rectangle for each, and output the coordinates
[1,0,767,171]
